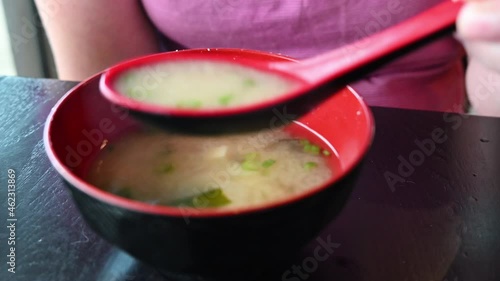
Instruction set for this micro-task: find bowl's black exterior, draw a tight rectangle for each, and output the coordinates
[64,166,360,281]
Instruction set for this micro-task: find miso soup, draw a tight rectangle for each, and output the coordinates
[87,128,334,209]
[115,61,300,108]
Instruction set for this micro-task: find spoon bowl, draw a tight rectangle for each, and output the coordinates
[100,0,463,132]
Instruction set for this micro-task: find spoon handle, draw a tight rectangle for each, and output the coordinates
[271,0,464,84]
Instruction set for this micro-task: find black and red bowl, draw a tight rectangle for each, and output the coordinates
[43,49,374,281]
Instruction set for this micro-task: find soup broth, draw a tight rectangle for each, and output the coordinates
[87,128,334,209]
[115,61,300,108]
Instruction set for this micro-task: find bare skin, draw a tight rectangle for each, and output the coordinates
[34,0,159,81]
[457,0,500,116]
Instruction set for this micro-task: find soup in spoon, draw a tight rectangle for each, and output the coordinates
[115,60,301,109]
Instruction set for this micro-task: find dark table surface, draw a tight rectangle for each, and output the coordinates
[0,75,499,281]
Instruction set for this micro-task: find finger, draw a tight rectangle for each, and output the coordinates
[462,40,500,72]
[456,1,500,41]
[466,59,500,117]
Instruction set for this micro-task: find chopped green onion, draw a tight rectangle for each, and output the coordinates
[262,159,276,168]
[303,143,320,155]
[155,163,174,174]
[242,160,260,171]
[303,144,311,152]
[242,152,260,171]
[218,94,234,106]
[243,78,256,87]
[322,150,331,156]
[170,188,231,208]
[303,162,318,170]
[310,145,320,155]
[115,187,132,199]
[176,100,203,108]
[301,139,321,155]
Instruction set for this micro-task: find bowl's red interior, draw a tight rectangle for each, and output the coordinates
[44,48,374,217]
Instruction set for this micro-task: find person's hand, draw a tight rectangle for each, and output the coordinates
[457,0,500,116]
[457,0,500,73]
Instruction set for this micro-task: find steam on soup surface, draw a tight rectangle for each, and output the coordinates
[115,61,300,108]
[87,128,334,209]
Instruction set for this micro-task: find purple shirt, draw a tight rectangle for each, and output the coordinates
[141,0,466,112]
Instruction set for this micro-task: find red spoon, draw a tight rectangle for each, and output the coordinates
[100,0,463,127]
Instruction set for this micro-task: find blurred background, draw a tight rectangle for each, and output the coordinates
[0,0,56,78]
